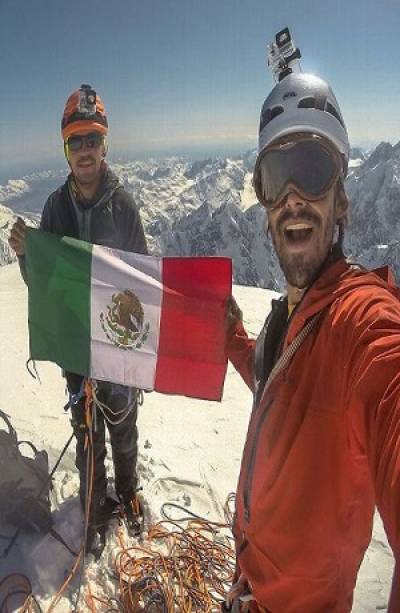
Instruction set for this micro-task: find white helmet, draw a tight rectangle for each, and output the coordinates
[256,72,350,176]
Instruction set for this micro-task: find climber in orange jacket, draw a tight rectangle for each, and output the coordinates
[224,35,400,613]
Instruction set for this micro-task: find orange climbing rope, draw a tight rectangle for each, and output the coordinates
[1,497,236,612]
[83,498,237,612]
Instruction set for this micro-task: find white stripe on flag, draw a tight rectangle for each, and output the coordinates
[90,245,163,389]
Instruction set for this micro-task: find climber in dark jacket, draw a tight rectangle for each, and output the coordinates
[9,84,147,555]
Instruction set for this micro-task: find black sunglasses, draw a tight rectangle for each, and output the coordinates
[67,132,104,152]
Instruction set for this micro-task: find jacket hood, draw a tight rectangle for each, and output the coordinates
[99,165,121,195]
[286,256,399,346]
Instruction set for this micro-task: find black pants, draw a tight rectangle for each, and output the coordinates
[66,372,138,512]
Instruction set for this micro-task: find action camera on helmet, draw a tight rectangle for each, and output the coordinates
[78,84,97,116]
[267,27,302,82]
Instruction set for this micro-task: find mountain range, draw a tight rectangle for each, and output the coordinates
[1,141,399,290]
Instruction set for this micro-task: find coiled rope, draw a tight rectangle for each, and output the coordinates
[1,495,236,612]
[84,497,236,612]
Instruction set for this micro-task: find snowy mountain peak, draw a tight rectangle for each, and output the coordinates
[361,141,396,171]
[1,142,400,287]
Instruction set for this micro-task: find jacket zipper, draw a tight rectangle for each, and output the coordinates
[242,395,274,523]
[241,276,323,527]
[241,312,320,525]
[82,209,91,242]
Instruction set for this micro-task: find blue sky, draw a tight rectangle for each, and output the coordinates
[1,0,400,175]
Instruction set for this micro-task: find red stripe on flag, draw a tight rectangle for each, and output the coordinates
[154,257,232,401]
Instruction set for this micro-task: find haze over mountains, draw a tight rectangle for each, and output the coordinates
[1,141,400,288]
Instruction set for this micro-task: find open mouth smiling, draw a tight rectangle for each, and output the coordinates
[283,222,314,244]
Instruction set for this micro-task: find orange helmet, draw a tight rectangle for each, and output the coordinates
[61,84,108,141]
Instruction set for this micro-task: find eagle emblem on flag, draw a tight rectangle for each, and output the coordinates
[100,289,150,350]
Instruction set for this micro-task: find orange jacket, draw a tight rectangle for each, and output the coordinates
[227,257,400,613]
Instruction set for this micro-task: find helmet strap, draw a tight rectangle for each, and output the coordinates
[63,141,71,164]
[102,137,108,158]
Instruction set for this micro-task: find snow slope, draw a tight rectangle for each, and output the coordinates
[0,263,394,611]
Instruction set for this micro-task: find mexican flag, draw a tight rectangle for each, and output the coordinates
[25,229,232,401]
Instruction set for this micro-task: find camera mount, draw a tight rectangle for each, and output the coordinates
[267,28,302,82]
[78,84,97,116]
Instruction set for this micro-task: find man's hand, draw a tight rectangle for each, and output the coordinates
[224,573,253,610]
[226,295,243,331]
[8,217,27,256]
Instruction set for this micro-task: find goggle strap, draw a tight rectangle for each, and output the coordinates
[64,141,70,161]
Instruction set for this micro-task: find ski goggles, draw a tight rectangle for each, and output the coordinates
[66,131,104,152]
[254,135,343,210]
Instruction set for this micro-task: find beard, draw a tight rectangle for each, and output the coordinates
[70,154,105,187]
[74,158,97,181]
[269,206,337,289]
[277,250,328,288]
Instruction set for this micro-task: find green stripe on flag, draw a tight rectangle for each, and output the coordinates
[26,229,92,376]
